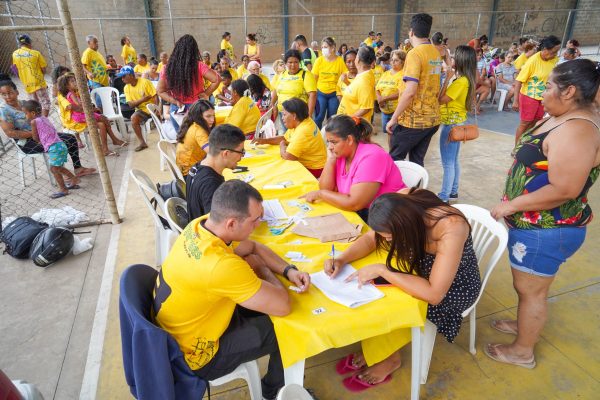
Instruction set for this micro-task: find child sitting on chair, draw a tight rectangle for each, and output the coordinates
[57,73,127,156]
[23,100,80,199]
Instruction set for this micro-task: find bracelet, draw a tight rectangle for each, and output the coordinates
[283,264,298,280]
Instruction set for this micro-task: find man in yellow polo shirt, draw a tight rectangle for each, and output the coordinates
[154,180,310,400]
[386,13,442,167]
[119,66,157,151]
[12,35,50,117]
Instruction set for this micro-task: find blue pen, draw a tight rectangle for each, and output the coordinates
[331,243,335,270]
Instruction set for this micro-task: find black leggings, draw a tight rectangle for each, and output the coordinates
[18,134,82,169]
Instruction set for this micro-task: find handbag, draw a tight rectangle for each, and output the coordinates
[448,100,480,142]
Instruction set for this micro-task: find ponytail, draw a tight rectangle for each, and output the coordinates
[323,114,373,144]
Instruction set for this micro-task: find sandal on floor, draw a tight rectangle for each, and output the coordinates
[118,141,129,147]
[490,320,518,335]
[50,191,68,199]
[483,344,536,369]
[342,373,392,392]
[135,144,148,152]
[75,167,97,177]
[65,184,80,190]
[105,151,120,157]
[335,354,364,375]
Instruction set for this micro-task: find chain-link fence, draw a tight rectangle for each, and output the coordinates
[1,0,121,227]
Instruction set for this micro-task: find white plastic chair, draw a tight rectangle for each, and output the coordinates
[129,169,179,266]
[276,383,313,400]
[157,140,185,182]
[90,86,128,137]
[163,197,188,233]
[210,361,263,400]
[147,103,176,171]
[10,138,56,187]
[419,203,508,384]
[493,88,508,111]
[255,105,275,139]
[394,160,429,189]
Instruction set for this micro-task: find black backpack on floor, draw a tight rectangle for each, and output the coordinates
[0,217,49,259]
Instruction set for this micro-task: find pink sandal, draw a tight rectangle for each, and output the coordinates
[335,354,363,375]
[342,373,392,392]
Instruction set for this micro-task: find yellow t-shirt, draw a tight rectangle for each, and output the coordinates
[133,63,151,75]
[57,94,86,132]
[336,74,355,96]
[12,48,47,93]
[275,70,317,110]
[237,65,249,79]
[513,53,529,70]
[221,39,235,59]
[373,65,384,84]
[283,118,327,170]
[271,73,282,89]
[154,216,261,370]
[312,56,347,94]
[257,73,272,91]
[246,43,258,56]
[225,96,261,135]
[124,77,156,113]
[337,69,376,121]
[176,123,210,176]
[121,44,137,64]
[516,52,558,101]
[375,69,403,114]
[228,67,239,81]
[440,76,470,125]
[363,37,374,47]
[157,61,165,72]
[397,43,442,129]
[81,48,109,87]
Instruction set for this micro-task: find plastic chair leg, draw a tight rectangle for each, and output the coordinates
[469,308,477,355]
[420,319,437,384]
[43,154,56,186]
[497,90,508,112]
[242,361,262,400]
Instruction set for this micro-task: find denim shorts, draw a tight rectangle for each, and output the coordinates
[508,227,586,277]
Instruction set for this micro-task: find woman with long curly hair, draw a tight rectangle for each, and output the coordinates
[175,99,216,177]
[157,34,220,131]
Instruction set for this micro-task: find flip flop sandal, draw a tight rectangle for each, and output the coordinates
[490,320,518,335]
[50,192,68,199]
[336,354,364,375]
[342,373,392,392]
[105,151,120,157]
[135,144,148,152]
[65,184,80,190]
[483,344,536,369]
[118,142,129,147]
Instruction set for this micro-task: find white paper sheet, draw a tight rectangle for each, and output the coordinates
[310,264,384,308]
[262,199,289,225]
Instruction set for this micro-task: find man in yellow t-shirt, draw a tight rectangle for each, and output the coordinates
[119,66,157,151]
[120,36,137,65]
[12,35,50,117]
[154,180,310,399]
[133,54,151,76]
[81,34,109,89]
[513,35,560,143]
[225,80,261,137]
[386,13,442,166]
[363,31,376,48]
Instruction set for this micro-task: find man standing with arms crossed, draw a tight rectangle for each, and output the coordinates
[386,13,442,167]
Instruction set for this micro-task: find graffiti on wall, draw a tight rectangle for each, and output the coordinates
[495,8,569,41]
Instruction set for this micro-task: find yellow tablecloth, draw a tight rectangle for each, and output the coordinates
[224,142,427,368]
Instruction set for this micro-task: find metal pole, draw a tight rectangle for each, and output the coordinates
[520,12,528,37]
[5,0,19,46]
[243,0,248,35]
[371,15,375,31]
[35,0,56,69]
[561,10,572,49]
[98,19,108,57]
[311,16,314,43]
[475,13,481,37]
[166,0,176,45]
[54,0,121,225]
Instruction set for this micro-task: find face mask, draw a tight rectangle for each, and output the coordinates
[321,47,330,57]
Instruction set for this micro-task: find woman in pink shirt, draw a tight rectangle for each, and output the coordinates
[157,34,220,131]
[302,115,405,220]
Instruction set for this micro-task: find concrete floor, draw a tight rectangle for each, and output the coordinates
[2,110,599,399]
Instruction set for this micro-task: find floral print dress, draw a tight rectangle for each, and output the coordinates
[503,118,600,229]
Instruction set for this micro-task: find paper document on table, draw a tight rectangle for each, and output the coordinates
[310,264,384,308]
[262,199,288,225]
[291,213,362,242]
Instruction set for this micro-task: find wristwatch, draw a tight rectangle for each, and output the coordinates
[283,264,298,280]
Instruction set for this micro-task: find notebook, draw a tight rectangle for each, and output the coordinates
[310,264,384,308]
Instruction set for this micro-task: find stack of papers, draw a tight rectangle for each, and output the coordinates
[262,199,289,226]
[310,264,384,308]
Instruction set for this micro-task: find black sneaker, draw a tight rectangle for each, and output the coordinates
[449,193,459,204]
